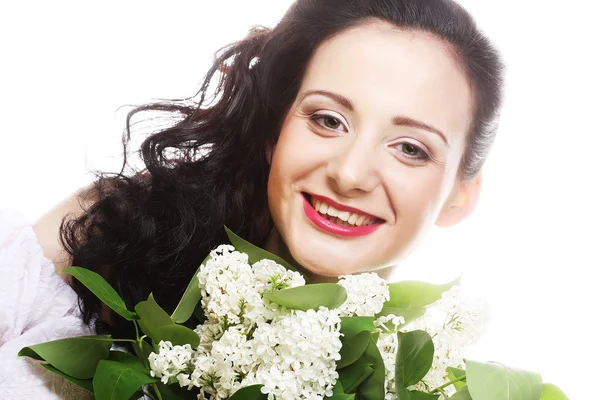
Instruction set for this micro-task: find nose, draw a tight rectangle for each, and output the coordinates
[325,135,381,196]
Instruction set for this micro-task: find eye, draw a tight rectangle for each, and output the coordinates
[394,142,431,162]
[309,113,348,133]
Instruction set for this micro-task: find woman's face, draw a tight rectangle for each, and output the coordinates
[267,22,475,278]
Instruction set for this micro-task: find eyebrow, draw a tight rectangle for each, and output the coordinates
[299,89,448,144]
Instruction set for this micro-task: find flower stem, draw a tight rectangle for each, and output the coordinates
[428,375,467,395]
[151,384,163,400]
[133,321,163,400]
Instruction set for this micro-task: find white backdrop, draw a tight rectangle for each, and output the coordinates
[1,1,598,397]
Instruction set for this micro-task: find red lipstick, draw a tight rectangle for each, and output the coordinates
[302,194,383,237]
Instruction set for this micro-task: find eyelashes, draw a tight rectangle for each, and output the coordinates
[393,142,431,162]
[308,112,432,163]
[309,113,348,133]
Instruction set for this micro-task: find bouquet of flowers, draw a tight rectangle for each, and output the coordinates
[19,228,567,400]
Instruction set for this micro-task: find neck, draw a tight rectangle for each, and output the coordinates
[263,227,395,283]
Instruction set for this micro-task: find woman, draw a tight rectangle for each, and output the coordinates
[0,0,503,398]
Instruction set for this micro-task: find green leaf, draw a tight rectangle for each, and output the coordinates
[338,358,374,393]
[40,363,93,392]
[230,384,268,400]
[446,367,467,389]
[155,324,200,348]
[465,359,543,400]
[18,335,112,379]
[328,394,356,399]
[448,385,472,399]
[411,393,440,400]
[134,293,174,343]
[539,383,568,400]
[263,283,347,311]
[332,380,345,394]
[395,330,435,388]
[340,316,377,337]
[128,391,145,400]
[339,330,371,370]
[225,226,305,279]
[383,278,459,314]
[338,317,376,369]
[356,334,385,400]
[171,253,212,324]
[397,388,441,400]
[132,339,154,362]
[63,267,138,321]
[93,352,157,400]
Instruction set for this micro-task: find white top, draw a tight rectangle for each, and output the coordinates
[0,210,94,399]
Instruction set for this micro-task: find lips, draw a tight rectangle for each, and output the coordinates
[301,192,384,237]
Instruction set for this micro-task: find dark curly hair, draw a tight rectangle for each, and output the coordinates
[60,0,504,338]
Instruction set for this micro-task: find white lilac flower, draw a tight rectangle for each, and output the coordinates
[377,330,399,400]
[155,247,483,400]
[241,307,343,399]
[252,259,306,293]
[375,314,405,329]
[403,286,487,395]
[148,341,194,384]
[195,321,225,347]
[197,245,261,327]
[183,350,224,397]
[337,273,390,317]
[374,314,405,400]
[184,329,249,399]
[188,247,345,399]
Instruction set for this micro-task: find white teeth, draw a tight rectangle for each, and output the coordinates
[309,195,378,227]
[347,213,358,225]
[319,202,328,214]
[355,215,365,226]
[338,211,350,221]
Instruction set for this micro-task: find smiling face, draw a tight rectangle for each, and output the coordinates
[266,21,476,279]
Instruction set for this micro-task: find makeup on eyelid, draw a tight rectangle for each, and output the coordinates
[307,110,435,163]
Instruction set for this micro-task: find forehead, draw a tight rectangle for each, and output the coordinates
[299,21,473,144]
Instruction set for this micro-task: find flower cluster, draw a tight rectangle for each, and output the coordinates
[148,341,194,385]
[337,272,390,317]
[148,245,482,400]
[21,234,563,400]
[375,286,486,398]
[149,245,342,400]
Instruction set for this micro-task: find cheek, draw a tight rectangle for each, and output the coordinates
[385,166,448,225]
[268,118,316,219]
[269,119,329,187]
[370,169,447,264]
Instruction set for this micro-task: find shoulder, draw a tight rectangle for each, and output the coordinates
[32,184,97,277]
[0,208,92,346]
[0,209,94,396]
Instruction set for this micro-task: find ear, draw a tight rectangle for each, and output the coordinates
[435,173,482,228]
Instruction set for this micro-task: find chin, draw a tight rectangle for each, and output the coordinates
[288,245,368,279]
